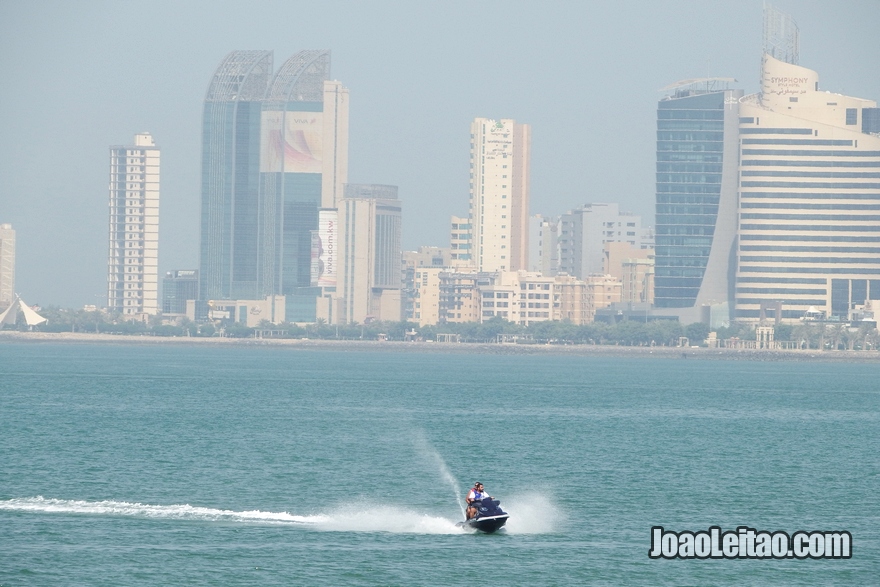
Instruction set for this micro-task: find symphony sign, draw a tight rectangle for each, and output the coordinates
[762,54,818,98]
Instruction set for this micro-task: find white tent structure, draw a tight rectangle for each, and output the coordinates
[0,295,48,327]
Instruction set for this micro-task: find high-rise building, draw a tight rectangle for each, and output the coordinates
[338,184,402,324]
[557,203,646,279]
[653,79,743,325]
[108,133,160,317]
[200,51,273,302]
[0,223,14,311]
[262,51,348,307]
[469,118,530,272]
[198,50,349,313]
[735,8,880,322]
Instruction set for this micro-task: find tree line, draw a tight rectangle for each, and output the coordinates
[6,306,878,350]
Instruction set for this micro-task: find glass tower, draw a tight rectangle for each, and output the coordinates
[654,81,742,324]
[199,50,273,302]
[199,50,348,316]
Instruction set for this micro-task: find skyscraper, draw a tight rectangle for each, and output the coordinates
[654,79,743,325]
[200,50,272,302]
[338,184,402,324]
[261,51,348,304]
[735,7,880,322]
[0,223,14,311]
[198,50,349,313]
[469,118,530,272]
[108,133,160,317]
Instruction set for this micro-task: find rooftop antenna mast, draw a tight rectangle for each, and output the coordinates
[763,2,799,65]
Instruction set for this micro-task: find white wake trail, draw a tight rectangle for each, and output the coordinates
[0,496,324,525]
[0,497,468,534]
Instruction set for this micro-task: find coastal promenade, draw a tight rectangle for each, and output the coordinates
[2,331,879,362]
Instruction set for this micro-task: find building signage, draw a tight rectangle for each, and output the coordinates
[762,55,817,98]
[310,209,337,287]
[260,111,324,173]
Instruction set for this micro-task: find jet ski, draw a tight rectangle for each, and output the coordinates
[456,496,509,533]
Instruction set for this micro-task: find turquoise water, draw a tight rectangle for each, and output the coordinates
[0,343,877,585]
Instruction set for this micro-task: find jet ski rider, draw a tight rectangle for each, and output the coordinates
[465,481,492,520]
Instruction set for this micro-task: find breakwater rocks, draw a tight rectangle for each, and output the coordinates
[2,331,879,363]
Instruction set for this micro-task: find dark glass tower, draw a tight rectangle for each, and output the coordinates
[199,51,273,301]
[654,81,742,323]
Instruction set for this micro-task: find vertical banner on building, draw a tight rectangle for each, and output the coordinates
[310,230,322,287]
[310,209,337,287]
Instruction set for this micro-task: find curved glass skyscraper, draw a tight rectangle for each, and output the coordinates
[200,50,273,301]
[654,80,742,325]
[199,50,349,315]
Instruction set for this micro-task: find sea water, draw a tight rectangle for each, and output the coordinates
[0,342,877,585]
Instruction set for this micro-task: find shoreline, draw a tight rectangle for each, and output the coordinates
[2,331,879,362]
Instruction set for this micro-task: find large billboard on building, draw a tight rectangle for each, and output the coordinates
[260,111,324,173]
[310,209,337,287]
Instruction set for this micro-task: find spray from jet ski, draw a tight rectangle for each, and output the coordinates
[413,432,466,519]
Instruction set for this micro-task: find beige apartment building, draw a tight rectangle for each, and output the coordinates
[585,275,623,322]
[438,269,482,324]
[412,267,443,326]
[475,270,624,327]
[479,271,525,323]
[338,184,402,324]
[409,267,623,327]
[554,274,589,324]
[604,241,655,305]
[469,118,530,272]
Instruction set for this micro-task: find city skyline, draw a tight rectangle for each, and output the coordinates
[1,1,879,307]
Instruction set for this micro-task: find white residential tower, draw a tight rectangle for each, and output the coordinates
[108,133,160,317]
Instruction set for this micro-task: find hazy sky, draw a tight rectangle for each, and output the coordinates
[1,0,878,308]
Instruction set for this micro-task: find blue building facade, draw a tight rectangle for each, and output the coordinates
[654,82,742,325]
[199,50,272,302]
